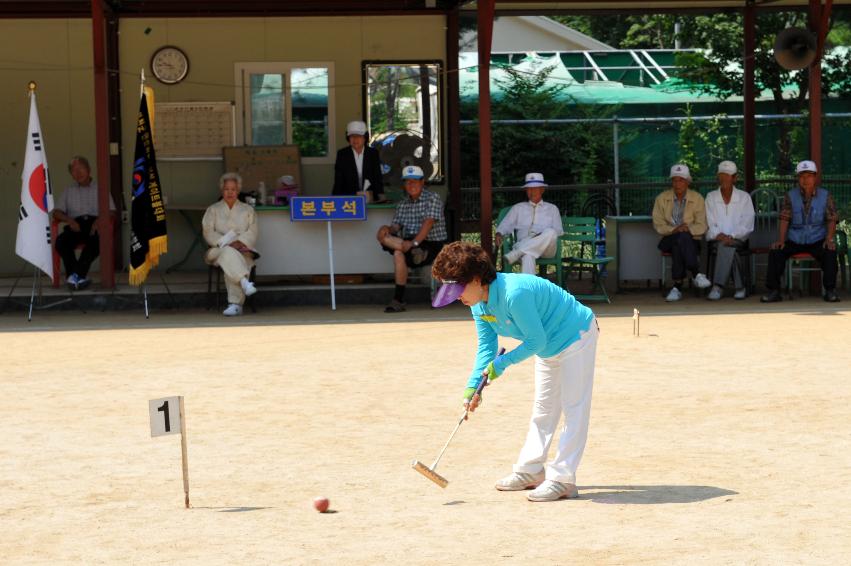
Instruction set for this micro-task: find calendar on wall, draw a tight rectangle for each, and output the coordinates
[154,101,235,158]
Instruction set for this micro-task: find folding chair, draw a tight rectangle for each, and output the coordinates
[562,216,613,303]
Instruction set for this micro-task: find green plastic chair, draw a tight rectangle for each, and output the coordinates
[561,216,614,303]
[494,205,564,287]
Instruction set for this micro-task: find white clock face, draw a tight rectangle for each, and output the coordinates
[151,46,189,85]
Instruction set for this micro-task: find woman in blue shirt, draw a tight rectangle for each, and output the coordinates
[431,242,599,502]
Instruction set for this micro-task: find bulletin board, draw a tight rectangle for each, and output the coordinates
[222,145,302,191]
[155,101,235,158]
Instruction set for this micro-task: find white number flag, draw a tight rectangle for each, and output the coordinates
[15,90,54,279]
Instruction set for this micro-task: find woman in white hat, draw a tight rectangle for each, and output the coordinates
[332,120,384,202]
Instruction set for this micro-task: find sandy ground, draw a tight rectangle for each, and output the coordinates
[1,300,850,565]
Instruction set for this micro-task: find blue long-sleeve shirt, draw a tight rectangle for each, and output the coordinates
[467,273,595,388]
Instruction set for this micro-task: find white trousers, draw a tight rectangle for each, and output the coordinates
[513,320,598,484]
[510,228,559,274]
[205,246,255,305]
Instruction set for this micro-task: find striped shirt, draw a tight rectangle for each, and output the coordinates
[391,189,447,241]
[54,180,116,218]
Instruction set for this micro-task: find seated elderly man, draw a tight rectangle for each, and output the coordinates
[652,164,711,302]
[761,160,840,303]
[376,165,447,313]
[704,160,755,300]
[495,172,563,274]
[51,155,117,290]
[202,172,259,316]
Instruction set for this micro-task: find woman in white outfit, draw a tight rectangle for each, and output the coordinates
[202,173,258,316]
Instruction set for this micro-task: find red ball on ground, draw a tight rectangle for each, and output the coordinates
[313,496,330,513]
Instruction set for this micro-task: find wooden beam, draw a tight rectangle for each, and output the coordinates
[92,0,114,288]
[106,12,124,269]
[743,0,756,191]
[478,0,495,256]
[809,0,825,178]
[446,7,462,239]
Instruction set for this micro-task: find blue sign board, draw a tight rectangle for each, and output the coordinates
[290,196,367,222]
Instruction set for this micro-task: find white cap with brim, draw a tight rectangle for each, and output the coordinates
[670,164,692,181]
[523,172,547,188]
[431,281,466,308]
[717,161,737,175]
[346,120,367,136]
[402,165,425,180]
[796,160,817,174]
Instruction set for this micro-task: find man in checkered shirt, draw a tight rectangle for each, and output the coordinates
[376,165,447,313]
[51,156,117,290]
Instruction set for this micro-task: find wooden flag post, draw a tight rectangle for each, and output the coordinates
[179,396,190,508]
[149,396,190,508]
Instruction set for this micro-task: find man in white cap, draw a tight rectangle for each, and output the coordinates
[652,164,711,301]
[332,120,384,202]
[495,173,563,274]
[704,161,754,300]
[376,165,447,312]
[761,159,840,303]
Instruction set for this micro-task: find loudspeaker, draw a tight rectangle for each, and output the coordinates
[774,27,817,70]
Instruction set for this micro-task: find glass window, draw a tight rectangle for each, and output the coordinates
[364,61,442,182]
[237,63,334,162]
[249,73,285,146]
[291,67,329,158]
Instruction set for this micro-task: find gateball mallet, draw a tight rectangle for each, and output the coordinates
[412,348,505,488]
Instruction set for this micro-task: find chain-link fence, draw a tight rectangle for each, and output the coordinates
[460,177,851,224]
[458,112,851,223]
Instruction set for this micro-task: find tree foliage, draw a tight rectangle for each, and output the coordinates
[459,65,621,192]
[553,10,851,173]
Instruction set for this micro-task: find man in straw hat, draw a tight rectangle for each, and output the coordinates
[495,172,563,274]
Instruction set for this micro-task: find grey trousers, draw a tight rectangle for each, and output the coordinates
[711,240,746,289]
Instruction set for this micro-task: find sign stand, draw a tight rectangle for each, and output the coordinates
[327,221,336,310]
[289,195,367,311]
[149,395,190,508]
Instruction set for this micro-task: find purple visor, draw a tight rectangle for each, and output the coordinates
[431,281,466,308]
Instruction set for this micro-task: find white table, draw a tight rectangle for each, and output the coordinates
[254,205,397,276]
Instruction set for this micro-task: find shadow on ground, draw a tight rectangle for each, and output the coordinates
[194,506,273,513]
[579,485,737,504]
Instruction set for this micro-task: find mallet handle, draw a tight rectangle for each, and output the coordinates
[430,348,506,469]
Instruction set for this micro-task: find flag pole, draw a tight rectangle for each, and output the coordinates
[26,82,36,322]
[140,68,145,99]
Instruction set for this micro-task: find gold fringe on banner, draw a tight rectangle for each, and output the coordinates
[128,236,168,286]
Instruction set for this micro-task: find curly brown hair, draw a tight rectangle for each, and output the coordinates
[431,241,497,285]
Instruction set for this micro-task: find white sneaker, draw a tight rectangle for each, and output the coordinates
[222,303,242,316]
[693,273,712,289]
[665,287,682,302]
[240,277,257,297]
[707,285,722,301]
[504,249,522,265]
[527,480,578,502]
[734,288,747,300]
[66,273,80,289]
[494,471,545,491]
